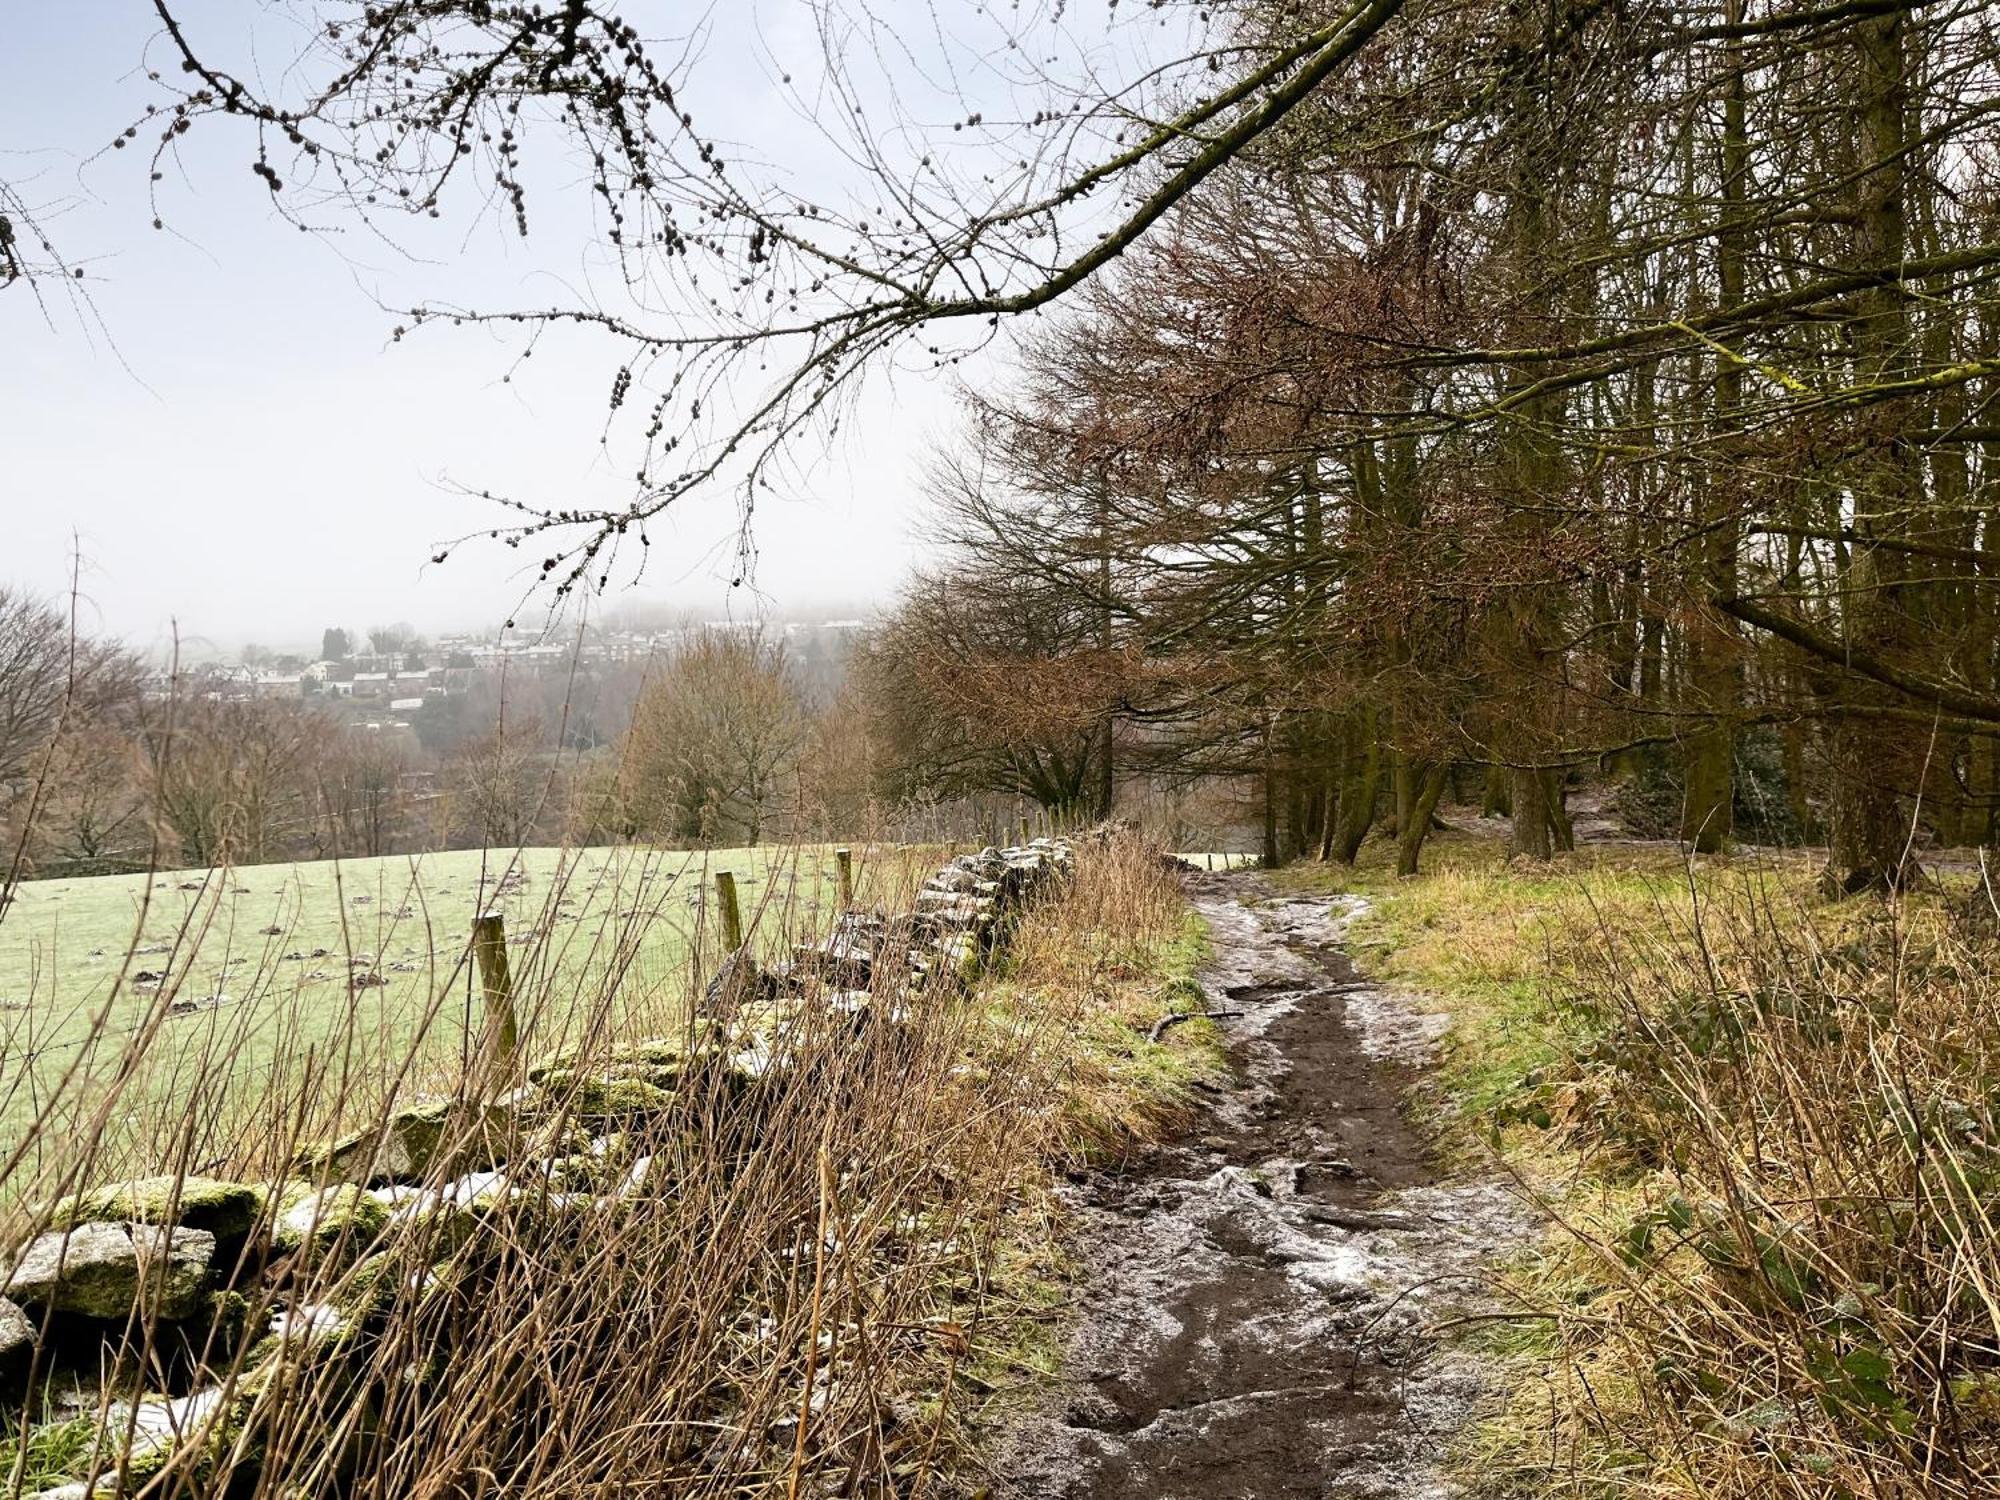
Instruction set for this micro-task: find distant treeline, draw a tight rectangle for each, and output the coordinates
[0,589,1208,878]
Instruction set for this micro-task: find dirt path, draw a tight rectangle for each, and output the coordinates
[996,874,1531,1499]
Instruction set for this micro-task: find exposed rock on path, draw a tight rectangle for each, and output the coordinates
[999,875,1532,1499]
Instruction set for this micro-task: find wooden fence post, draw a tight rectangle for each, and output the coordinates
[715,871,744,951]
[835,848,853,909]
[471,911,518,1069]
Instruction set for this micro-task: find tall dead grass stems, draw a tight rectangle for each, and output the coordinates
[1379,849,2000,1499]
[0,833,1205,1498]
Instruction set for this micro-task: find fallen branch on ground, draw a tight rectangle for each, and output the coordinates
[1149,1009,1245,1043]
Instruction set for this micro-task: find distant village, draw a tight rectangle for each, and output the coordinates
[0,613,888,877]
[147,620,869,735]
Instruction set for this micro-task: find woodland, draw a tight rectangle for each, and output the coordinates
[8,0,1984,892]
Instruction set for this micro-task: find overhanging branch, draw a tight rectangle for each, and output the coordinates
[1717,594,2000,723]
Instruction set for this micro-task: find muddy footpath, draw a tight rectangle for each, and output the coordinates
[994,874,1534,1499]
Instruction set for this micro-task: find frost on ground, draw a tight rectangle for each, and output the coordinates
[996,878,1534,1500]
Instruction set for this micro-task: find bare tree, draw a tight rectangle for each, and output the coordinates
[26,717,147,870]
[126,0,1403,602]
[315,728,410,858]
[621,629,805,846]
[858,568,1119,819]
[140,688,319,867]
[446,717,550,848]
[33,0,2000,889]
[796,678,881,840]
[0,588,140,799]
[365,623,423,662]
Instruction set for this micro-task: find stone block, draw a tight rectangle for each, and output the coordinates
[4,1222,214,1321]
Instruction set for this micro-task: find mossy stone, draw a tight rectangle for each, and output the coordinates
[49,1177,266,1248]
[327,1250,404,1321]
[0,1296,33,1377]
[166,1288,255,1366]
[271,1184,391,1261]
[294,1097,514,1186]
[538,1074,675,1122]
[3,1222,213,1321]
[537,1154,609,1192]
[531,1027,728,1092]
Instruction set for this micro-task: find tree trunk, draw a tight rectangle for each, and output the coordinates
[1396,762,1451,876]
[1681,11,1746,853]
[1509,765,1564,860]
[1094,476,1116,821]
[1329,709,1380,864]
[1390,751,1416,840]
[1261,720,1281,869]
[1491,54,1571,864]
[1830,8,1920,891]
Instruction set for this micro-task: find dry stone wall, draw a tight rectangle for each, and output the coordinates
[0,838,1073,1499]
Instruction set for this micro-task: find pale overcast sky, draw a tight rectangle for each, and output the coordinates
[1,2,1100,658]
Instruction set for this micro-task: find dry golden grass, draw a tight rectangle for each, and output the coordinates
[1287,831,2000,1499]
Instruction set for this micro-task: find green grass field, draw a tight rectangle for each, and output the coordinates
[0,843,904,1181]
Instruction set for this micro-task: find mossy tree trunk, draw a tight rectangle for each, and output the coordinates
[1329,707,1381,864]
[1829,8,1920,890]
[1395,762,1451,876]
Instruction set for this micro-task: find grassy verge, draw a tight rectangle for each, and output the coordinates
[1278,825,2000,1500]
